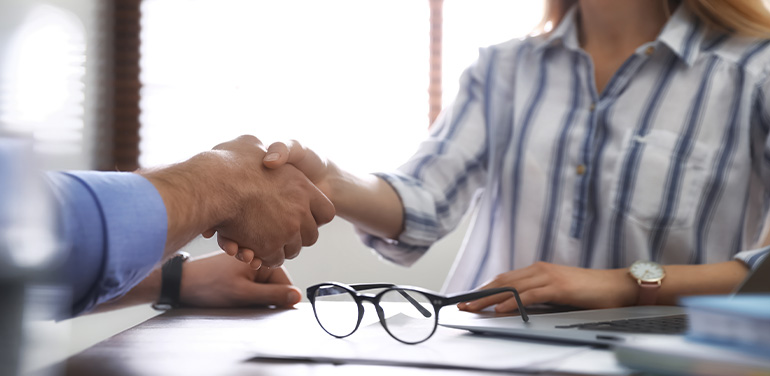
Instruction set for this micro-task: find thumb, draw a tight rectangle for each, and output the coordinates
[236,280,302,308]
[263,142,291,169]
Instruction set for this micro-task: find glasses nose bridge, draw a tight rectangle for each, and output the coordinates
[357,294,388,322]
[358,294,379,307]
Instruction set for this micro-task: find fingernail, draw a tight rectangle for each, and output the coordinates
[287,290,300,305]
[264,152,280,161]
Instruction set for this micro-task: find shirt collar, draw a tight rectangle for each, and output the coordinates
[534,5,580,52]
[534,4,708,66]
[656,4,707,66]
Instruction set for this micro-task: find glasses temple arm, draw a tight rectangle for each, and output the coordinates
[445,288,529,322]
[350,284,431,318]
[395,290,432,318]
[351,283,396,291]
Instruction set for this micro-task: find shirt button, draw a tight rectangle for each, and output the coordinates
[589,102,596,111]
[576,164,586,175]
[645,46,655,56]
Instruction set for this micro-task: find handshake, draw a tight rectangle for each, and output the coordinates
[140,135,343,269]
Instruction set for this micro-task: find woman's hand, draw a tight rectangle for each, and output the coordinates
[458,262,638,313]
[262,139,338,201]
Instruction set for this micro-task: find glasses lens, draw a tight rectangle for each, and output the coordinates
[312,284,360,338]
[379,289,437,344]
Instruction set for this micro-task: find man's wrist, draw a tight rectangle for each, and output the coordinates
[152,251,190,310]
[138,156,224,252]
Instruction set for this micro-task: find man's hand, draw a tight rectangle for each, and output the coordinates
[458,262,637,313]
[179,252,301,308]
[262,139,405,238]
[93,251,301,312]
[215,138,408,259]
[140,135,335,267]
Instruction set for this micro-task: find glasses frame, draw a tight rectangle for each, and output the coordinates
[307,282,529,345]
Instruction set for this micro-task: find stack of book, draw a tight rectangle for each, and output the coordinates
[681,294,770,357]
[614,294,770,376]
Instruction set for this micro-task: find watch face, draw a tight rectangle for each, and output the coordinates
[629,260,665,282]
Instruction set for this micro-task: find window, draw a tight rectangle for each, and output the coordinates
[0,4,87,170]
[139,1,543,173]
[442,1,543,108]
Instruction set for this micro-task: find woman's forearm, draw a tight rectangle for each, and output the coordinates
[656,260,749,305]
[328,170,405,240]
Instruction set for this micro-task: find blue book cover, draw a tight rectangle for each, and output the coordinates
[680,294,770,319]
[679,294,770,358]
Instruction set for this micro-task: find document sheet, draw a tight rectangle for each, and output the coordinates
[249,310,631,375]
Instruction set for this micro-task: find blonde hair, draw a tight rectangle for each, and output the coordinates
[537,0,770,37]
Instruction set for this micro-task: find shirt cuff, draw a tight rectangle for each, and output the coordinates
[47,171,167,316]
[356,230,430,267]
[733,246,770,270]
[351,173,440,266]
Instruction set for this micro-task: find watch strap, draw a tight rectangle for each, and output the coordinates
[636,280,661,306]
[152,251,190,311]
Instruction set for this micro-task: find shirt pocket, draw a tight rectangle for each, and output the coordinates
[610,129,713,230]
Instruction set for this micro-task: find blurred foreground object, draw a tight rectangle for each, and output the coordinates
[0,137,69,376]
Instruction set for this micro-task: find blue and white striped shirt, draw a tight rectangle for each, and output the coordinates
[364,5,770,293]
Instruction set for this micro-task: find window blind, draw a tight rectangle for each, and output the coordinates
[94,0,142,172]
[429,0,443,126]
[0,2,88,171]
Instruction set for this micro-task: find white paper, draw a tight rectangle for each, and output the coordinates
[251,311,632,375]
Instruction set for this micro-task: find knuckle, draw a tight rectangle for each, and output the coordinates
[269,141,288,151]
[288,139,303,149]
[319,207,335,225]
[236,134,260,144]
[529,289,549,303]
[303,228,320,246]
[285,247,302,260]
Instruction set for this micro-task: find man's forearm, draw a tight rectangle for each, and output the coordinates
[138,153,228,256]
[91,268,161,313]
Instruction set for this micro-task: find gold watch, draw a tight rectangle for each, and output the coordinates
[628,260,665,306]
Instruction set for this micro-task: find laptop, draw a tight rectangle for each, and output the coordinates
[440,255,770,346]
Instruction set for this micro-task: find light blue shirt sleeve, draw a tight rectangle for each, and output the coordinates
[734,246,770,270]
[46,171,167,316]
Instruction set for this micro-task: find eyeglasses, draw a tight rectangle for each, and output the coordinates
[307,282,529,345]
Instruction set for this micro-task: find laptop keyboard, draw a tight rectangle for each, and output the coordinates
[554,314,689,334]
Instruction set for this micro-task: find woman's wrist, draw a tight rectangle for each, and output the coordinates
[655,261,748,305]
[611,268,643,307]
[332,172,404,239]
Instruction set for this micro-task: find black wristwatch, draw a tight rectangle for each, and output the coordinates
[152,251,190,311]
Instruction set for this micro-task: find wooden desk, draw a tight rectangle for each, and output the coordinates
[63,303,542,376]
